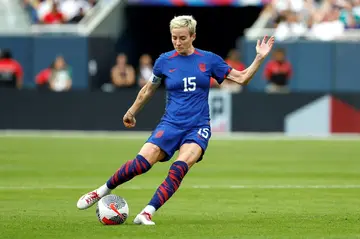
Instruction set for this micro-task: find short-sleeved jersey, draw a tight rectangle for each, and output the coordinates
[151,49,232,128]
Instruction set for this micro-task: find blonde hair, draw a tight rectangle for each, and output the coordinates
[170,15,197,35]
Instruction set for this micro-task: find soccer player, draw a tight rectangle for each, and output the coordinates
[77,15,275,225]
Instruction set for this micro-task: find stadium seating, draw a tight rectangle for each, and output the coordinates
[23,0,98,24]
[246,0,360,41]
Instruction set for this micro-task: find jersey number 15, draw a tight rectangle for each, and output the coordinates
[183,77,196,92]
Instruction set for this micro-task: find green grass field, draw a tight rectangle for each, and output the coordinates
[1,134,360,239]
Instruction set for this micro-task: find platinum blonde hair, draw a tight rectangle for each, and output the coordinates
[170,15,197,35]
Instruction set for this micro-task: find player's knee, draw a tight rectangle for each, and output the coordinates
[139,143,164,165]
[177,144,203,168]
[177,153,201,168]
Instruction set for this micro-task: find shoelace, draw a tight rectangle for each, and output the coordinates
[85,192,100,204]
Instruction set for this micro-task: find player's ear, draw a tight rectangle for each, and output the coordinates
[192,33,196,41]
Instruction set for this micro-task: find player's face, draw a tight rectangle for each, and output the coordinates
[171,27,195,55]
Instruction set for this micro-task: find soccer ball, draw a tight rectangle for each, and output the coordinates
[96,194,129,225]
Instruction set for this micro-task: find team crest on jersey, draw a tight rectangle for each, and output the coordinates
[198,63,206,72]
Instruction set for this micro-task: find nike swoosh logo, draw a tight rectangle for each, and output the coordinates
[169,69,177,72]
[109,203,124,219]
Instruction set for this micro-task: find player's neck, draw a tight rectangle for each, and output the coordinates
[179,47,195,56]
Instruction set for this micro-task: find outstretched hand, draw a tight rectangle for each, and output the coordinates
[256,36,275,59]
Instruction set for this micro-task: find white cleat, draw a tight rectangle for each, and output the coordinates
[76,190,102,210]
[133,212,155,225]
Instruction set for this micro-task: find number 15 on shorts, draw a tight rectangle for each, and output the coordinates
[198,128,210,139]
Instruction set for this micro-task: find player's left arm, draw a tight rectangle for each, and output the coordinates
[226,36,275,86]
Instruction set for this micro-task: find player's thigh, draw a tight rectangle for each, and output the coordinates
[146,122,185,162]
[177,125,211,167]
[138,143,166,166]
[176,143,203,168]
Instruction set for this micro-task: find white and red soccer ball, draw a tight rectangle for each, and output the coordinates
[96,194,129,225]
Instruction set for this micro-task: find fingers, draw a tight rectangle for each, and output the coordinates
[262,35,268,45]
[124,121,135,128]
[268,36,275,47]
[267,36,275,44]
[258,36,274,48]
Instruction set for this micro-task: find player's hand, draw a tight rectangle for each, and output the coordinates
[123,110,136,128]
[256,36,275,60]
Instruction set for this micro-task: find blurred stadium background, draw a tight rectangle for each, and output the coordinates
[1,0,360,238]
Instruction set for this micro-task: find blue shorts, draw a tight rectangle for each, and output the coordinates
[146,121,212,162]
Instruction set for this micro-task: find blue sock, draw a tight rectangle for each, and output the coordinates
[148,161,189,210]
[106,155,151,189]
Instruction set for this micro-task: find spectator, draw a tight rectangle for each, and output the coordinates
[48,56,72,92]
[339,0,360,28]
[23,0,40,23]
[353,0,360,27]
[25,0,97,24]
[304,0,349,40]
[35,63,53,90]
[274,10,308,41]
[264,0,360,41]
[59,0,91,22]
[42,2,64,24]
[0,49,23,89]
[137,54,153,88]
[69,8,86,23]
[111,53,135,88]
[35,0,53,23]
[220,49,246,93]
[263,48,292,94]
[273,0,306,14]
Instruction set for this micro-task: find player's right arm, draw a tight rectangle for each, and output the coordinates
[226,36,274,86]
[123,81,161,128]
[123,55,164,128]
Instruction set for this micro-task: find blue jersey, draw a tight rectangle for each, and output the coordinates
[151,49,232,128]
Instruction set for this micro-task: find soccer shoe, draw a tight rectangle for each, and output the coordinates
[133,212,155,225]
[77,190,103,210]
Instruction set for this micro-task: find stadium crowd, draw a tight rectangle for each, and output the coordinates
[258,0,360,41]
[23,0,98,24]
[0,47,293,94]
[3,1,307,94]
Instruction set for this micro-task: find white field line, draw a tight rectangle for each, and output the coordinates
[0,185,360,190]
[0,130,360,140]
